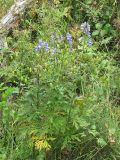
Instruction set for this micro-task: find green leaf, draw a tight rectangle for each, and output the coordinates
[0,101,6,109]
[97,138,107,147]
[104,24,111,32]
[95,23,103,30]
[36,150,45,160]
[100,30,107,37]
[92,30,99,36]
[109,128,116,134]
[86,0,93,4]
[2,87,19,99]
[101,37,112,44]
[89,129,99,136]
[79,118,90,128]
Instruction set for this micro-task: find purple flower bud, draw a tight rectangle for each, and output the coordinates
[66,33,72,42]
[35,40,44,51]
[35,40,50,52]
[66,33,72,52]
[35,46,39,52]
[88,39,92,47]
[38,43,43,49]
[81,22,92,47]
[44,42,49,52]
[87,31,91,38]
[87,31,92,47]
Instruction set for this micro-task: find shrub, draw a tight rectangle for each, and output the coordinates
[0,1,120,160]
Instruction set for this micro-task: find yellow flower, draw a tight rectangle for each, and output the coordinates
[31,136,38,142]
[35,140,51,150]
[31,135,55,151]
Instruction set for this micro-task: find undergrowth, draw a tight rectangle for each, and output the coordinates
[0,0,14,18]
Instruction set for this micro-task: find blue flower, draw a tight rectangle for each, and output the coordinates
[87,31,92,47]
[35,46,39,52]
[35,40,49,52]
[81,22,92,47]
[66,33,72,43]
[35,40,43,51]
[44,42,49,52]
[66,33,72,52]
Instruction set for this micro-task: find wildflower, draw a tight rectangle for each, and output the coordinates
[69,45,72,52]
[35,40,44,51]
[52,48,57,55]
[50,33,55,44]
[35,40,49,52]
[66,33,72,52]
[66,33,72,43]
[81,22,92,47]
[35,140,51,150]
[35,46,39,52]
[87,31,92,47]
[44,42,49,52]
[81,22,90,34]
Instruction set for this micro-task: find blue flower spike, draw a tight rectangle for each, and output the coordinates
[81,22,92,47]
[35,40,49,52]
[66,33,73,52]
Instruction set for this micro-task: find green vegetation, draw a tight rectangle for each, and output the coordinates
[0,1,120,160]
[0,0,14,18]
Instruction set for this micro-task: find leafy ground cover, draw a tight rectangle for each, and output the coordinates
[0,1,120,160]
[0,0,14,18]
